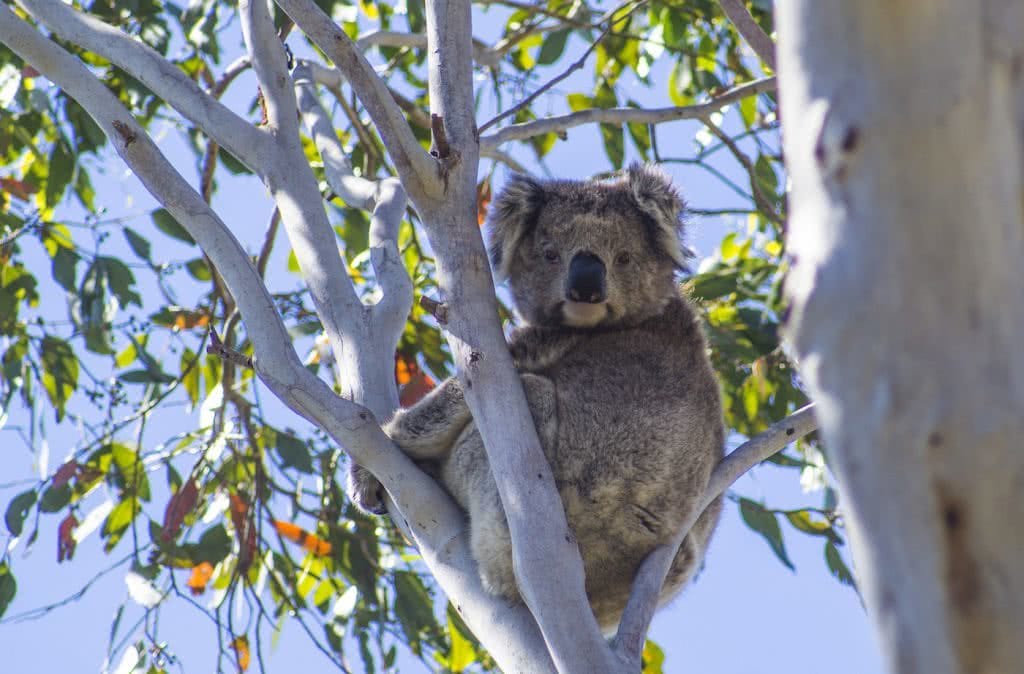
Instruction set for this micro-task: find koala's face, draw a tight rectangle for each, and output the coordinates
[487,164,688,329]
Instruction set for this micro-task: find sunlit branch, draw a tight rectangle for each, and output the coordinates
[274,0,441,203]
[718,0,776,70]
[481,76,776,149]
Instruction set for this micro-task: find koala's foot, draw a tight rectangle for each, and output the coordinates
[347,463,388,515]
[469,497,520,603]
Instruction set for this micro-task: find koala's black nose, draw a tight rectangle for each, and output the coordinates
[566,252,607,303]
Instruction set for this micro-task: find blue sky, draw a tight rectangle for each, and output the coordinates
[0,5,885,673]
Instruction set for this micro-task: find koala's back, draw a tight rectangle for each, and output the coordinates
[440,293,724,629]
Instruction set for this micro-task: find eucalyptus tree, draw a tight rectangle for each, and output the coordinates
[0,2,844,672]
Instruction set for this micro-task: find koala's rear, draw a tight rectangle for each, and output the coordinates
[364,164,724,630]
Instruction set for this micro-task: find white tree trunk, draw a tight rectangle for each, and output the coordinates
[777,3,1024,673]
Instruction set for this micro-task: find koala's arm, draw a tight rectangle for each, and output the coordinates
[509,326,582,372]
[384,376,473,459]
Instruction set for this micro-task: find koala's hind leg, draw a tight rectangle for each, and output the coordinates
[446,373,559,603]
[385,377,472,459]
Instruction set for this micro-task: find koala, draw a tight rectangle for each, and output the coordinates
[350,163,724,631]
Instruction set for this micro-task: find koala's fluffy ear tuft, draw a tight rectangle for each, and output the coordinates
[626,162,689,269]
[486,174,548,280]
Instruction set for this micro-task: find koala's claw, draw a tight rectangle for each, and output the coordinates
[347,464,388,516]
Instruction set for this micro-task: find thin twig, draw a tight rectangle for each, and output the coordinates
[207,328,254,370]
[701,113,783,225]
[478,1,645,134]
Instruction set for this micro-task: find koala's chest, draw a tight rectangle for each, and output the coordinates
[546,346,686,492]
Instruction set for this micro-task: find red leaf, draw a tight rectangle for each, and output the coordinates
[230,494,257,573]
[161,479,198,542]
[57,514,77,563]
[51,460,78,489]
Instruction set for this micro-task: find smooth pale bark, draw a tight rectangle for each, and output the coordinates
[777,3,1024,673]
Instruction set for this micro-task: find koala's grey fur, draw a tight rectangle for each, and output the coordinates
[350,163,724,631]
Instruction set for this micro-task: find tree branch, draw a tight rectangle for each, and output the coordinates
[15,0,268,172]
[274,0,441,203]
[481,76,776,149]
[718,0,776,70]
[700,111,784,224]
[478,3,638,135]
[411,1,620,671]
[0,12,516,649]
[356,29,504,68]
[611,404,818,666]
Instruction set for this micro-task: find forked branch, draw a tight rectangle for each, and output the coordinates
[274,0,441,203]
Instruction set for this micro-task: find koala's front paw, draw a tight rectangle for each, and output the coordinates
[347,463,388,516]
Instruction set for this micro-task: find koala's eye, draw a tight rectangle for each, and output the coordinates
[615,252,631,265]
[544,250,560,262]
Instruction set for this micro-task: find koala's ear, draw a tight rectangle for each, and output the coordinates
[486,174,548,280]
[626,163,689,269]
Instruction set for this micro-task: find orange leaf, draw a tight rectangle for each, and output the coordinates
[172,311,210,331]
[477,178,492,227]
[394,352,414,386]
[57,514,77,563]
[272,520,332,557]
[186,562,214,596]
[231,635,250,672]
[162,479,198,542]
[395,353,436,407]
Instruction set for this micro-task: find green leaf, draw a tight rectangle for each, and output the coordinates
[825,541,856,587]
[38,483,72,513]
[446,609,476,671]
[738,498,794,570]
[102,498,138,551]
[40,336,78,421]
[193,524,232,565]
[185,257,211,281]
[51,246,78,292]
[44,140,74,209]
[642,639,665,674]
[151,208,194,245]
[688,270,739,301]
[785,509,839,543]
[98,257,142,307]
[753,154,778,199]
[394,571,436,655]
[0,562,16,619]
[668,58,693,106]
[123,228,152,262]
[5,490,37,536]
[111,442,151,501]
[276,433,314,474]
[537,28,570,65]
